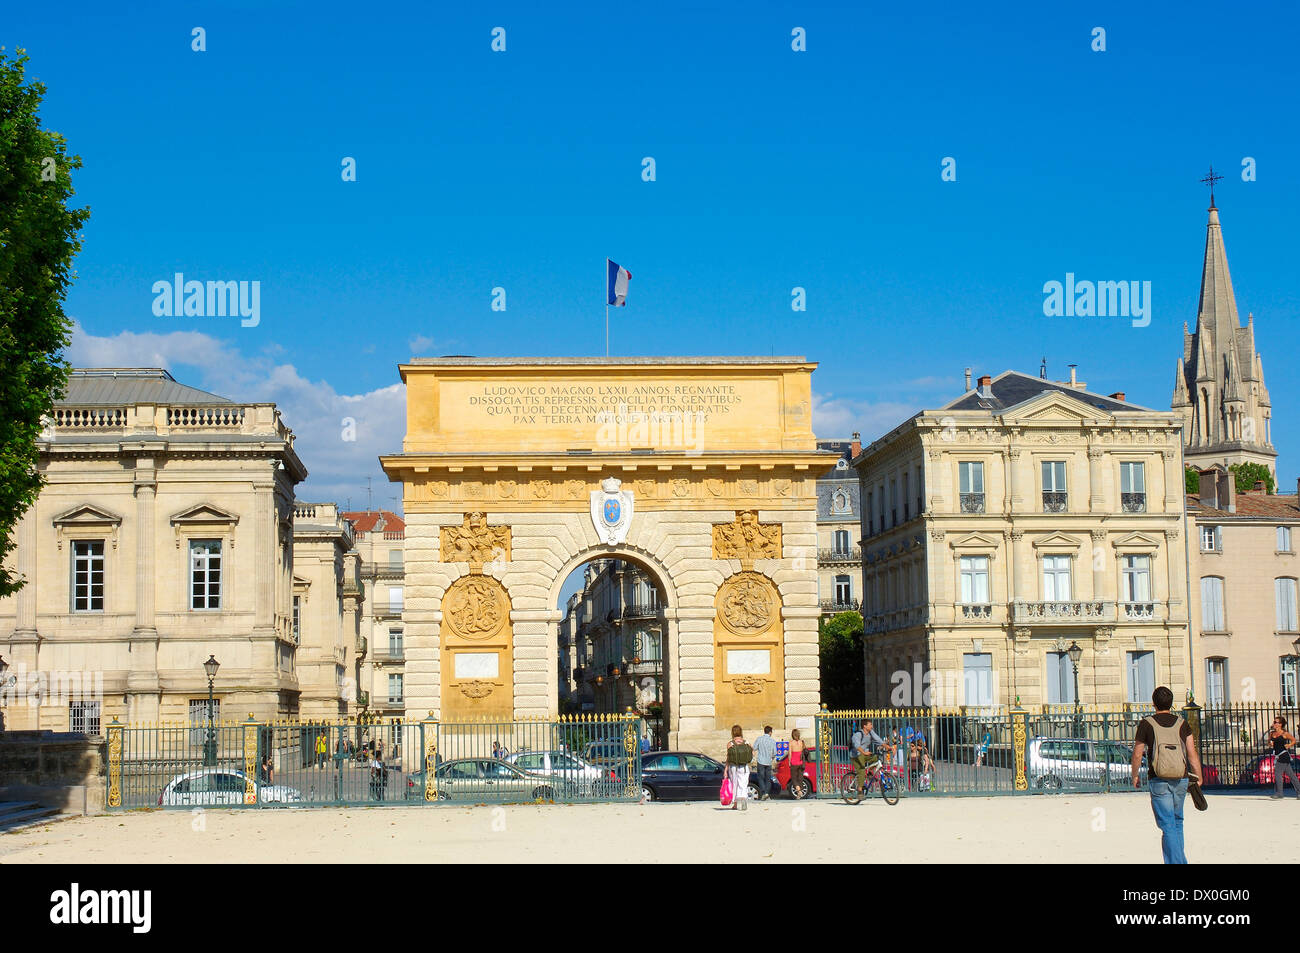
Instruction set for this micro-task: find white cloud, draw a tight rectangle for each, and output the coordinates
[813,392,927,443]
[408,334,435,354]
[67,323,406,510]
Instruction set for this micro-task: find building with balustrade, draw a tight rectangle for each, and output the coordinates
[291,503,363,719]
[0,368,309,729]
[561,559,664,741]
[341,510,406,720]
[853,370,1190,709]
[816,437,863,618]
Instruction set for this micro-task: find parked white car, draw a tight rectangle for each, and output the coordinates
[1027,737,1145,790]
[158,768,302,806]
[506,750,613,790]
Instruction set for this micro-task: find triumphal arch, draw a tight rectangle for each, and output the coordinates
[380,357,831,750]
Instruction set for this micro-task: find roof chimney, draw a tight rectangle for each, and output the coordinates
[1108,392,1126,402]
[977,374,993,398]
[1068,364,1078,387]
[850,431,861,458]
[964,367,972,391]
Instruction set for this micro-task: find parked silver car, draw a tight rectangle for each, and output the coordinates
[1026,737,1145,789]
[433,757,570,801]
[159,768,302,806]
[505,750,612,791]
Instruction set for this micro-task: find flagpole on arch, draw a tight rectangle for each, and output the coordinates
[604,257,610,357]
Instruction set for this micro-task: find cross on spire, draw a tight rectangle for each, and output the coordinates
[1201,164,1223,207]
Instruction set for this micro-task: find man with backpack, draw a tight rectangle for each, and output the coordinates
[850,719,889,795]
[1131,685,1205,864]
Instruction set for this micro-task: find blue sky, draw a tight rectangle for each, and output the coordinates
[10,0,1299,509]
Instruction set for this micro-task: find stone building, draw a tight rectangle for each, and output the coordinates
[341,510,406,718]
[0,368,306,729]
[853,370,1190,709]
[380,356,829,751]
[816,436,862,617]
[290,502,362,719]
[562,559,665,734]
[1187,468,1300,705]
[1172,200,1277,476]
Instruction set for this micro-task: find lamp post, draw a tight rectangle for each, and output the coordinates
[0,656,13,733]
[202,654,220,766]
[1067,641,1083,735]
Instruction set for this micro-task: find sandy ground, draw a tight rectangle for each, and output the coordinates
[1,792,1294,864]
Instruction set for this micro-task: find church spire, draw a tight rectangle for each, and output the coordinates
[1195,197,1241,353]
[1174,187,1277,476]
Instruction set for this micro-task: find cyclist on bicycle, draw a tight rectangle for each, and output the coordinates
[850,720,891,793]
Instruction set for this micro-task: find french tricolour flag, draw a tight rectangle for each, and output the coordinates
[607,259,631,307]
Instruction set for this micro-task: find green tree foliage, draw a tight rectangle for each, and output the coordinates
[1229,462,1274,495]
[0,48,90,597]
[1184,468,1200,494]
[819,611,864,710]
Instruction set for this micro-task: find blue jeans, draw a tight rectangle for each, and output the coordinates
[1149,778,1188,864]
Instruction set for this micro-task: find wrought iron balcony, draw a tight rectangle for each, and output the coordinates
[1121,493,1147,513]
[960,493,985,514]
[818,547,862,563]
[821,599,861,613]
[1042,491,1067,513]
[622,603,660,619]
[360,561,405,578]
[1012,600,1115,624]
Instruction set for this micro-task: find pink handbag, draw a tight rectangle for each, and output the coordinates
[719,775,734,806]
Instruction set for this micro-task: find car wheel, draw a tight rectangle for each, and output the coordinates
[790,777,812,800]
[532,786,554,801]
[747,782,761,801]
[641,785,655,802]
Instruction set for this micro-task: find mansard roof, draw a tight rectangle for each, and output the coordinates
[62,368,232,405]
[942,371,1143,415]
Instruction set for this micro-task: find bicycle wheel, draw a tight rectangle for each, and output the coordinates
[838,770,863,805]
[880,771,901,806]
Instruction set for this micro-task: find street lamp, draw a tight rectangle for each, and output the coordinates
[1067,641,1083,734]
[203,654,220,766]
[0,656,12,733]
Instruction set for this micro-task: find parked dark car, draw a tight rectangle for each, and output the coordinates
[640,751,728,801]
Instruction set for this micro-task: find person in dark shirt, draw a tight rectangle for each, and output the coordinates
[1267,716,1298,799]
[1131,686,1204,864]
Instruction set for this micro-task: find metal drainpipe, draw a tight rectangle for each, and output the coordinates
[1179,435,1196,703]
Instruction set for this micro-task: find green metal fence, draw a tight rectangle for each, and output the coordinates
[106,712,643,810]
[811,701,1297,799]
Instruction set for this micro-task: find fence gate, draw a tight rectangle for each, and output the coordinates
[810,703,1240,799]
[107,712,643,810]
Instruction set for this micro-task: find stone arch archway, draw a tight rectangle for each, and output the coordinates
[381,357,831,750]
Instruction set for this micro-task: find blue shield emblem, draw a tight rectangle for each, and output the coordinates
[603,497,621,525]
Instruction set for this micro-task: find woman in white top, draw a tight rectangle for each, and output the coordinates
[726,724,751,811]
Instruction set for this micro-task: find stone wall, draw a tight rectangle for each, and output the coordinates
[0,730,105,814]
